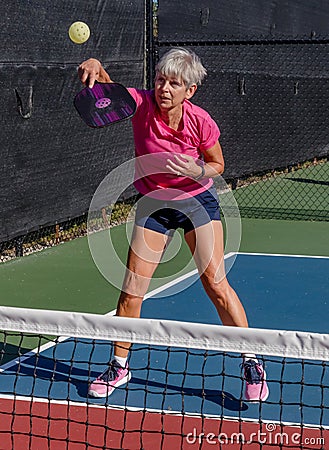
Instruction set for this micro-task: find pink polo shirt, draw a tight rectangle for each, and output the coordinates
[128,88,220,200]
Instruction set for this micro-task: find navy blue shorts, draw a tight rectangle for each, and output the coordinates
[135,187,221,235]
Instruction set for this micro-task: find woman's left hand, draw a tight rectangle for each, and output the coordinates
[166,155,203,179]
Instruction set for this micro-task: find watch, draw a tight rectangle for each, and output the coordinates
[194,165,205,180]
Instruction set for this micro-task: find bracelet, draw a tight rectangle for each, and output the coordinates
[194,165,205,180]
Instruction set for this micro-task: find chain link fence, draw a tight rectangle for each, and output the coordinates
[1,0,328,261]
[155,0,329,222]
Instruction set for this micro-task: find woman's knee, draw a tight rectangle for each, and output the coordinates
[117,293,143,317]
[201,264,228,288]
[201,270,231,300]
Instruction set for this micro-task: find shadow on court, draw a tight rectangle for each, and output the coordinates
[287,177,329,186]
[130,376,248,412]
[6,355,248,412]
[0,343,31,366]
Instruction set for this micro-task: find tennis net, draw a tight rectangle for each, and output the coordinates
[0,306,328,450]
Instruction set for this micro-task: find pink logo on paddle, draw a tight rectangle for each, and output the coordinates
[95,98,112,109]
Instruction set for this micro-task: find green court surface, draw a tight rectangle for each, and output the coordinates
[1,156,328,314]
[0,218,328,315]
[232,161,329,221]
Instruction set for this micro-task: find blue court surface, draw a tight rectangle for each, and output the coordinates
[1,253,328,428]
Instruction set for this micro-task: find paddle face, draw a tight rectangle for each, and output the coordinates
[74,82,137,128]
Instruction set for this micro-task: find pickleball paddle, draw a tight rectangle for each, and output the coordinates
[74,82,137,128]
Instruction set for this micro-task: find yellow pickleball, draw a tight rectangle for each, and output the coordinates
[69,21,90,44]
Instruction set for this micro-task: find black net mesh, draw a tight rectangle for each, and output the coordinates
[0,309,328,449]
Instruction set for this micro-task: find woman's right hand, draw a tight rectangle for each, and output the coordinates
[78,58,105,88]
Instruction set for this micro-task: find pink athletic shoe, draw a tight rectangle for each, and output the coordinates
[88,361,131,398]
[243,359,269,402]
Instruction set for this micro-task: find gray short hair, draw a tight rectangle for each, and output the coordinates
[155,48,207,88]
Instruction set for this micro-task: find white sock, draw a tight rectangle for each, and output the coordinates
[243,353,258,363]
[113,355,128,368]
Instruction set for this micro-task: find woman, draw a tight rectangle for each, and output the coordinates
[78,48,269,402]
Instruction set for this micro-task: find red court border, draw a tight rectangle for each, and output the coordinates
[0,396,327,450]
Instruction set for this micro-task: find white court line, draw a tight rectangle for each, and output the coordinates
[0,251,327,373]
[0,251,328,428]
[237,251,329,259]
[102,252,236,315]
[0,393,327,431]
